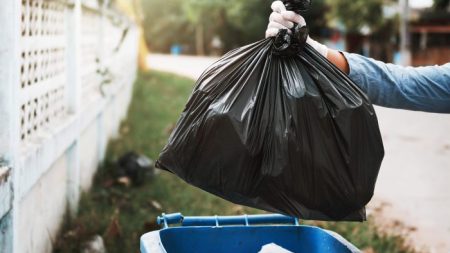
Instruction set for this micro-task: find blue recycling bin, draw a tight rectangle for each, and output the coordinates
[140,213,360,253]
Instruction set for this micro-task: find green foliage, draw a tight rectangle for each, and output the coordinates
[141,0,272,53]
[182,0,225,25]
[141,0,194,52]
[140,0,329,53]
[221,0,272,49]
[141,0,449,53]
[301,0,328,37]
[326,0,386,33]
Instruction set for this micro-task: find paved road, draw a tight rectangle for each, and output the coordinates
[147,54,219,80]
[147,54,450,252]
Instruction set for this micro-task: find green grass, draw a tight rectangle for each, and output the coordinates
[54,70,414,253]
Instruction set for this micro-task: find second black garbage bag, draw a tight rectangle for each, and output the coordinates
[156,1,384,221]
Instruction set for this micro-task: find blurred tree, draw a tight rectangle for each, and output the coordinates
[140,0,328,54]
[325,0,399,60]
[301,0,328,38]
[222,0,272,49]
[433,0,450,9]
[182,0,226,55]
[222,0,327,49]
[141,0,270,54]
[325,0,386,33]
[141,0,191,52]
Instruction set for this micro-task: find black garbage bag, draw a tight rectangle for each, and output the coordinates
[156,1,384,221]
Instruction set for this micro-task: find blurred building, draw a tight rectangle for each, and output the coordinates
[410,10,450,66]
[324,2,449,66]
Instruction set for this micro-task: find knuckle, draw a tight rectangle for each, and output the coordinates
[286,21,294,28]
[268,22,282,30]
[281,11,291,19]
[282,11,301,23]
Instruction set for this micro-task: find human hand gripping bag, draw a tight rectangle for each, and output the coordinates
[156,0,384,221]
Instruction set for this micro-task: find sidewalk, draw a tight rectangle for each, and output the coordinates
[147,53,450,253]
[147,54,218,80]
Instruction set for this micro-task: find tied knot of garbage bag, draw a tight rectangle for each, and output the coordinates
[273,0,311,56]
[273,25,308,56]
[283,0,311,13]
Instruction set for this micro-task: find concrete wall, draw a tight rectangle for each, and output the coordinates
[0,1,138,252]
[79,122,101,191]
[18,155,68,253]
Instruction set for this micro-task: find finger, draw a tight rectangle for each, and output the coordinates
[265,28,279,38]
[271,1,286,13]
[266,27,292,38]
[268,21,288,30]
[281,11,306,26]
[269,12,294,29]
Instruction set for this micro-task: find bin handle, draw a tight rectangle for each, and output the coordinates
[157,213,299,228]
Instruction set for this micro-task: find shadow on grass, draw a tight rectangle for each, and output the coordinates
[54,71,414,253]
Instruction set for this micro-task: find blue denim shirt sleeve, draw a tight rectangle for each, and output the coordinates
[342,52,450,113]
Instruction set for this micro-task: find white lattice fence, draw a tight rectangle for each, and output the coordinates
[20,0,69,143]
[81,6,102,103]
[0,1,138,252]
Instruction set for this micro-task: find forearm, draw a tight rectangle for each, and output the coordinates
[340,52,450,113]
[310,40,449,113]
[326,49,349,74]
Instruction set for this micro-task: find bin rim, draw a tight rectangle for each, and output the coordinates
[156,213,300,228]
